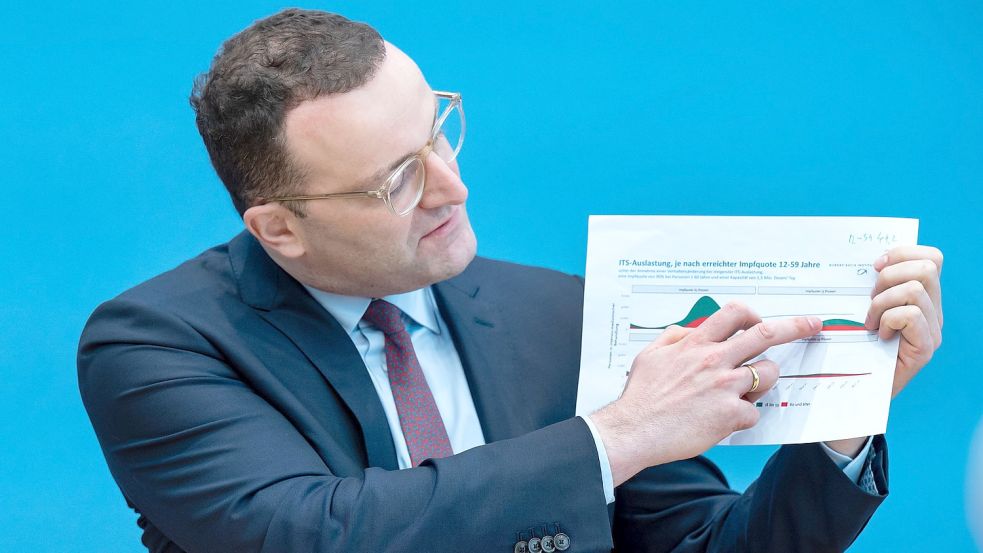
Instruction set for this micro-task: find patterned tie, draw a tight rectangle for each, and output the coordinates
[362,299,454,467]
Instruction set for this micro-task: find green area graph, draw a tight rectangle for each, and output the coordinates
[630,295,869,331]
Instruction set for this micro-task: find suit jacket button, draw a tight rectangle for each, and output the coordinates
[554,532,570,551]
[541,534,556,553]
[514,540,528,553]
[528,537,542,553]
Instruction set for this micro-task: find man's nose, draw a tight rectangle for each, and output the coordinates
[416,152,468,209]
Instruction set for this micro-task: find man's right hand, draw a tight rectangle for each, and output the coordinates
[590,302,822,487]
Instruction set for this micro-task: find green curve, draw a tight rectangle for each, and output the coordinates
[656,295,721,328]
[820,318,866,328]
[631,296,723,330]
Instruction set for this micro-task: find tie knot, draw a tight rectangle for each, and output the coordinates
[362,299,406,335]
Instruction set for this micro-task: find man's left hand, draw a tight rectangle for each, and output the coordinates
[866,244,944,397]
[825,244,943,458]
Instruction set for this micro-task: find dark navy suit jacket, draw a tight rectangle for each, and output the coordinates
[78,231,887,552]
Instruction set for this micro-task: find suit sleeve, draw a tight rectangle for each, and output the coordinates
[78,299,614,553]
[612,441,887,552]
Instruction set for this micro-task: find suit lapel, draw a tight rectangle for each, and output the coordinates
[434,267,537,443]
[229,232,399,471]
[230,230,536,464]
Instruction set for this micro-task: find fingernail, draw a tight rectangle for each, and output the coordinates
[808,316,821,331]
[874,254,888,270]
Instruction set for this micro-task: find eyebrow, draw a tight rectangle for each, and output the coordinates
[357,153,411,190]
[355,95,439,190]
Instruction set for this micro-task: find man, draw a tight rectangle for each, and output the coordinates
[78,8,945,552]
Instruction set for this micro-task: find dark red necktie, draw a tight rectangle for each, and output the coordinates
[362,299,453,467]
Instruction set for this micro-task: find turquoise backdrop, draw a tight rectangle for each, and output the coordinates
[1,2,980,551]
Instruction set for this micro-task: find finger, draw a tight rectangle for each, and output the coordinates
[720,316,822,366]
[866,280,942,349]
[874,245,943,274]
[870,259,943,328]
[689,301,762,343]
[732,400,761,432]
[652,324,692,347]
[879,305,934,396]
[739,359,780,403]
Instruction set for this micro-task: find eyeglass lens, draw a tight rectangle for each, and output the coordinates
[434,97,464,164]
[387,99,465,215]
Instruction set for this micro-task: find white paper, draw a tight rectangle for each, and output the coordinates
[576,216,919,445]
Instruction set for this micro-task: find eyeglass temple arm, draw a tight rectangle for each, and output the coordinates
[261,191,383,203]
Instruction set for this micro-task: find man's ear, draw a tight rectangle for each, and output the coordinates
[243,203,306,259]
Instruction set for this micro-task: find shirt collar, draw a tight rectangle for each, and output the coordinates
[302,284,441,335]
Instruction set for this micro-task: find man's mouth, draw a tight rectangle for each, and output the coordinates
[422,208,458,239]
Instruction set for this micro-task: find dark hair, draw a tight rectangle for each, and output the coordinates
[190,8,386,217]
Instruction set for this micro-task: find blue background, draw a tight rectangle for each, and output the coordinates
[1,2,980,551]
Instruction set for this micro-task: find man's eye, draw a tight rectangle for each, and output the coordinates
[390,171,410,194]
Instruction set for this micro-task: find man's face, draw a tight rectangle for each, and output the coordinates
[277,43,477,296]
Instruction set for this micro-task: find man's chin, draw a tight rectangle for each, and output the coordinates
[381,227,476,294]
[421,227,477,285]
[431,231,477,283]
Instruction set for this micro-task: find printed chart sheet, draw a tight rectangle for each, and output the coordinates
[576,216,919,445]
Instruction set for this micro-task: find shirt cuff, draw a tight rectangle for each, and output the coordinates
[581,415,616,504]
[820,437,874,484]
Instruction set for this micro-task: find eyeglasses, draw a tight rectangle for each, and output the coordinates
[259,90,465,216]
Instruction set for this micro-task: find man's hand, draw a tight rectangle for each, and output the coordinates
[590,302,821,487]
[826,245,944,457]
[866,245,944,397]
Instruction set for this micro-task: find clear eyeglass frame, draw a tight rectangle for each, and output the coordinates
[259,90,465,216]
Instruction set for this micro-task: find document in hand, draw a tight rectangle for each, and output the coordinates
[576,216,919,445]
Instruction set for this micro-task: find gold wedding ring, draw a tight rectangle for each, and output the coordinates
[743,363,760,394]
